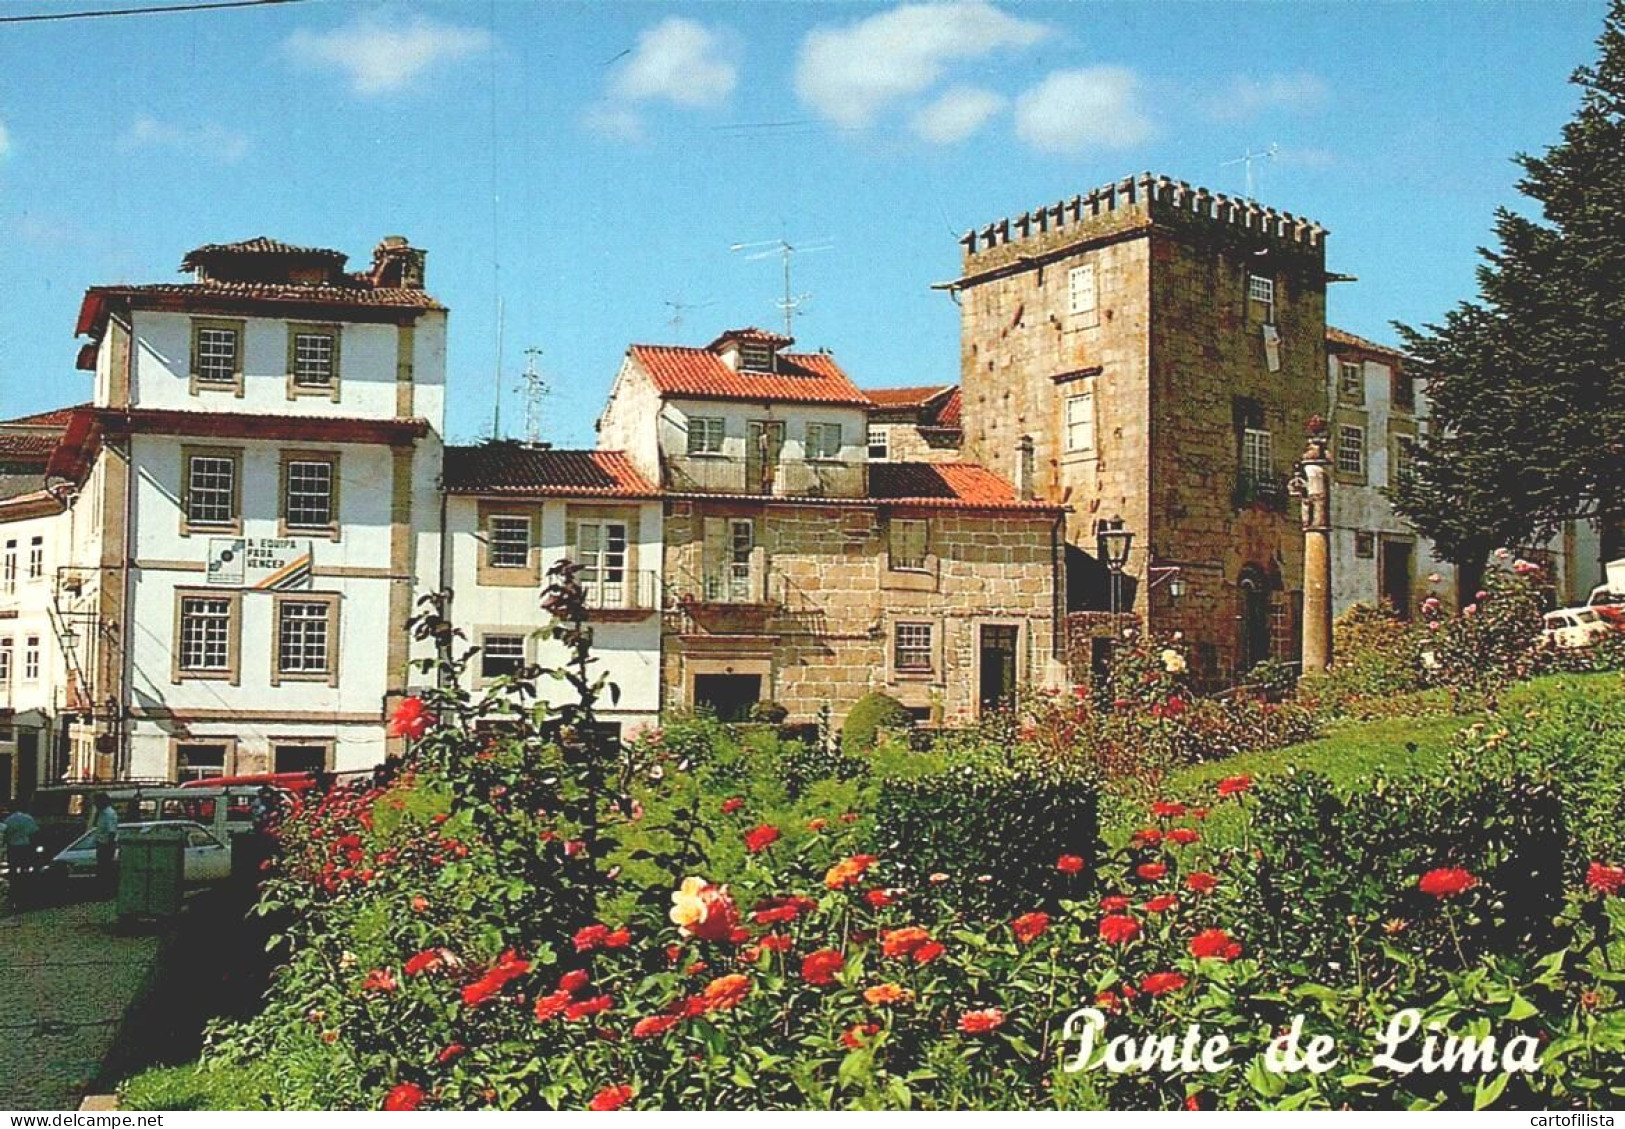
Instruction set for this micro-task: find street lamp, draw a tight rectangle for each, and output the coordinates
[1168,574,1187,601]
[1096,519,1134,618]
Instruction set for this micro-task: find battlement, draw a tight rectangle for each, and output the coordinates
[960,172,1327,271]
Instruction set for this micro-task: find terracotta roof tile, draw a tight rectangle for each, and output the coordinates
[0,434,58,461]
[863,385,954,409]
[934,388,962,429]
[629,345,871,407]
[78,282,443,336]
[1327,325,1407,361]
[870,462,1060,511]
[181,237,349,271]
[707,326,795,349]
[443,445,658,498]
[3,403,86,430]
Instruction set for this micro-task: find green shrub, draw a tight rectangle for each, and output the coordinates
[747,699,789,725]
[874,762,1097,915]
[1298,602,1425,715]
[840,691,913,755]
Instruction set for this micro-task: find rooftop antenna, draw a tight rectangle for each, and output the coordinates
[491,296,505,440]
[1221,143,1280,202]
[516,346,549,447]
[728,235,833,338]
[664,294,718,339]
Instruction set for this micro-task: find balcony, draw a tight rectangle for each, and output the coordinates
[667,562,785,635]
[662,454,866,498]
[1234,468,1288,512]
[578,569,661,621]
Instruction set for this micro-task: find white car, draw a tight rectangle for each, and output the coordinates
[1542,607,1614,649]
[52,820,232,884]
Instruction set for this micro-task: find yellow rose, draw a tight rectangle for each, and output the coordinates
[1160,648,1187,674]
[670,876,709,931]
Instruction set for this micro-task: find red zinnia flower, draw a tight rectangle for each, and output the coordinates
[760,932,793,953]
[913,940,945,964]
[564,994,614,1021]
[864,983,910,1006]
[1586,861,1624,895]
[801,948,846,986]
[383,1082,425,1111]
[825,854,879,890]
[1143,894,1179,914]
[881,926,932,959]
[363,969,398,994]
[558,969,591,994]
[1190,928,1243,961]
[1141,971,1187,996]
[1418,867,1477,899]
[588,1084,632,1111]
[574,924,611,952]
[632,1014,682,1039]
[691,973,751,1015]
[842,1022,881,1049]
[1011,911,1050,944]
[1217,775,1252,797]
[404,949,446,977]
[388,697,435,740]
[461,951,530,1008]
[1056,854,1086,874]
[865,888,895,908]
[1167,828,1200,846]
[1132,828,1164,845]
[1151,800,1187,818]
[744,824,781,853]
[1099,915,1141,945]
[603,928,631,948]
[1099,895,1131,912]
[720,797,745,814]
[436,1044,465,1065]
[806,817,829,832]
[1184,871,1218,894]
[534,990,573,1021]
[1136,862,1168,881]
[958,1007,1005,1034]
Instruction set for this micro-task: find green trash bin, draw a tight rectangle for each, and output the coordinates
[116,826,186,920]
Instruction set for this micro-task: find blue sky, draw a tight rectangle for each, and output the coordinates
[0,0,1610,446]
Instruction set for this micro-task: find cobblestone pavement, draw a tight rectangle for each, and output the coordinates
[0,897,163,1111]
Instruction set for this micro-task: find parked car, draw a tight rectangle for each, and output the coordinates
[1542,606,1614,649]
[51,820,232,884]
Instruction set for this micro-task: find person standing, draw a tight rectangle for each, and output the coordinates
[2,804,41,876]
[90,792,119,895]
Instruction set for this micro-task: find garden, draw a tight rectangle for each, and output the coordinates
[120,561,1625,1110]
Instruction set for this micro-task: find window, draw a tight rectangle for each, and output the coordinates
[179,596,233,674]
[273,743,329,774]
[1247,274,1275,323]
[23,636,39,681]
[1241,427,1273,480]
[0,638,11,685]
[1336,424,1366,478]
[739,342,773,372]
[2,540,14,593]
[25,536,43,581]
[867,427,889,461]
[577,521,628,607]
[1068,263,1097,316]
[480,634,526,680]
[894,622,933,672]
[284,458,336,530]
[176,743,227,782]
[687,417,725,455]
[1355,532,1376,559]
[1392,370,1416,412]
[1392,435,1417,487]
[805,421,843,460]
[1064,390,1095,453]
[889,518,928,571]
[277,599,333,677]
[185,451,239,528]
[726,519,754,602]
[288,324,339,392]
[192,321,242,389]
[488,515,531,569]
[1338,361,1364,403]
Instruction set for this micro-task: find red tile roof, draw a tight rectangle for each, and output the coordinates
[934,388,962,429]
[870,462,1061,511]
[0,434,58,461]
[629,345,871,407]
[443,445,658,498]
[77,281,444,337]
[707,326,795,349]
[864,385,954,409]
[181,237,349,271]
[1327,326,1407,361]
[3,404,86,430]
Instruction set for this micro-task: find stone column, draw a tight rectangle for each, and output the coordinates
[1296,426,1333,673]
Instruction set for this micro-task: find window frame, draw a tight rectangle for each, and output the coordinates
[1391,369,1416,413]
[26,535,43,581]
[1064,389,1096,454]
[1246,274,1276,324]
[23,635,40,682]
[174,741,230,782]
[1068,262,1097,318]
[805,421,843,461]
[1241,427,1273,481]
[487,514,533,570]
[1391,434,1418,488]
[478,632,528,684]
[888,518,930,573]
[181,446,244,535]
[1335,424,1367,480]
[1338,360,1365,405]
[867,426,889,461]
[189,317,246,397]
[893,621,935,674]
[575,519,630,608]
[4,540,16,593]
[738,342,774,372]
[172,588,242,685]
[0,638,11,686]
[686,417,726,456]
[285,321,342,401]
[279,450,341,538]
[270,591,341,687]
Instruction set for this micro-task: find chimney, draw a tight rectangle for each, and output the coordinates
[1015,435,1036,501]
[371,236,427,290]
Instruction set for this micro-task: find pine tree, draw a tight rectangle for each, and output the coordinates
[1391,1,1625,587]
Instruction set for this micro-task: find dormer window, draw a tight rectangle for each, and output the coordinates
[739,342,774,372]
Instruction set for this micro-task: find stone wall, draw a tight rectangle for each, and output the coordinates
[661,499,1066,726]
[872,421,960,464]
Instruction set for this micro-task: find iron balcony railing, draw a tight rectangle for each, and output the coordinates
[577,568,661,612]
[667,562,786,607]
[662,454,867,498]
[1234,468,1288,511]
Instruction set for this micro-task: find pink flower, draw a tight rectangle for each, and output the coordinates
[388,697,435,740]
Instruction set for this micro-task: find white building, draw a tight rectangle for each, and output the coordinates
[70,236,446,779]
[440,442,664,736]
[1325,326,1605,617]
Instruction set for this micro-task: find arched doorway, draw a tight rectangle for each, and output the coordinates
[1238,564,1271,673]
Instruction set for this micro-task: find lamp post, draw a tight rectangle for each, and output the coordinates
[1097,519,1134,619]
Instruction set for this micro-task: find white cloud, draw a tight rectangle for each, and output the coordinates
[795,1,1047,129]
[580,103,644,143]
[119,115,250,162]
[611,18,736,107]
[0,119,10,159]
[1014,67,1154,155]
[911,86,1005,144]
[283,13,489,96]
[1205,72,1327,122]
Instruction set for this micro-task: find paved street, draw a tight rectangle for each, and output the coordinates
[0,898,162,1111]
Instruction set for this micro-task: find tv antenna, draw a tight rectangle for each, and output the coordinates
[1221,143,1279,202]
[516,347,549,447]
[728,235,833,338]
[663,294,717,339]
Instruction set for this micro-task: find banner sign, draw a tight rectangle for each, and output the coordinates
[207,538,314,591]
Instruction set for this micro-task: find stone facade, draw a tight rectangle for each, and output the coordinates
[955,175,1328,685]
[661,498,1066,727]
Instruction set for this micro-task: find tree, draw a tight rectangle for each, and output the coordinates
[1391,0,1625,589]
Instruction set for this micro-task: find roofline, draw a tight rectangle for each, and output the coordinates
[76,285,444,340]
[660,490,1065,514]
[442,485,662,500]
